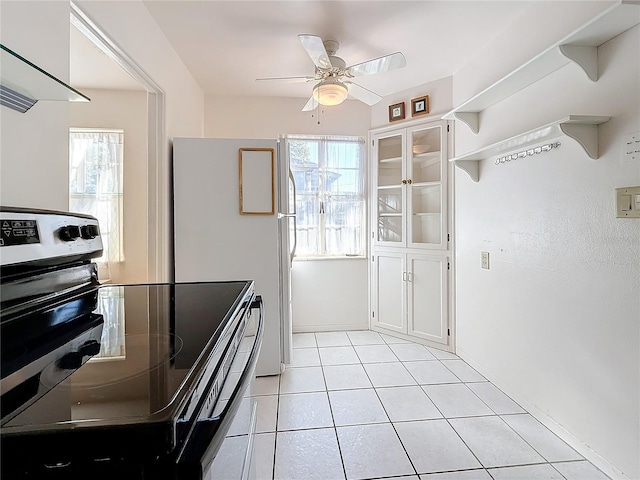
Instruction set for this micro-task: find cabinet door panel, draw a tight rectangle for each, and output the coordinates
[373,132,406,246]
[407,254,448,344]
[406,121,448,250]
[373,252,406,333]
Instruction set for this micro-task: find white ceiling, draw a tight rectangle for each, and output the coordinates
[71,1,534,101]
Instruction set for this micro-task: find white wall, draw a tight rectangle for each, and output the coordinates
[290,259,369,332]
[205,95,370,331]
[70,88,148,283]
[453,17,640,480]
[205,95,370,139]
[0,1,71,210]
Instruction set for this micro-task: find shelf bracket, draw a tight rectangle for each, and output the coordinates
[451,112,479,134]
[558,45,598,82]
[452,160,479,182]
[559,122,600,159]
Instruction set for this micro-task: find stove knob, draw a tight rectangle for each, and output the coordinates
[59,225,81,242]
[80,224,100,239]
[80,340,101,356]
[57,351,83,370]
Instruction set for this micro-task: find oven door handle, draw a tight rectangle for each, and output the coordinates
[177,295,264,470]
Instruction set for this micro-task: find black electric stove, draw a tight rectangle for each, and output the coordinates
[0,207,263,479]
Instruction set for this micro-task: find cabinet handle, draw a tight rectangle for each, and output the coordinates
[402,272,407,281]
[407,179,413,184]
[407,272,413,282]
[402,180,407,185]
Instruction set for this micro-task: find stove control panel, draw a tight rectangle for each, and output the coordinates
[1,219,40,246]
[0,207,103,268]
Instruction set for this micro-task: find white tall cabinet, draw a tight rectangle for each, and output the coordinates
[370,119,451,346]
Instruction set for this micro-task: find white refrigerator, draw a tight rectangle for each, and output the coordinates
[172,137,294,376]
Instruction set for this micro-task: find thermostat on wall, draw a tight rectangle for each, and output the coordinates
[616,186,640,218]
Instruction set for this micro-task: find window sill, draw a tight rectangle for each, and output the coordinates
[293,255,367,262]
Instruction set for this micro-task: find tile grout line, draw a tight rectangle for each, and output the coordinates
[316,332,349,480]
[286,332,610,480]
[269,370,282,480]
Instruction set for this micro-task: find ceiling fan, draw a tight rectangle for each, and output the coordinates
[256,35,406,111]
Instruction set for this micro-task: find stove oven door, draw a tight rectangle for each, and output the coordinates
[178,296,264,480]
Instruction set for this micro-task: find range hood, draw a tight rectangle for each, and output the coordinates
[0,44,90,113]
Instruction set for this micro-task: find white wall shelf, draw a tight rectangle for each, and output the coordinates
[450,115,611,182]
[442,1,638,133]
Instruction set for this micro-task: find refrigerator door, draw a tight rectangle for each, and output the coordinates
[277,140,294,366]
[173,137,286,376]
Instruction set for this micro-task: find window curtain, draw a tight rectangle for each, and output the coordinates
[69,130,124,280]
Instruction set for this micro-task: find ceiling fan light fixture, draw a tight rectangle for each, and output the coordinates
[313,79,348,106]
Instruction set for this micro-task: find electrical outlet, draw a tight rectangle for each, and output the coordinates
[481,251,490,269]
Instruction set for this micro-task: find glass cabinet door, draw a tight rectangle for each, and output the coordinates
[376,133,404,244]
[407,123,446,248]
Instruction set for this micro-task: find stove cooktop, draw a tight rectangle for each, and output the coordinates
[1,281,251,432]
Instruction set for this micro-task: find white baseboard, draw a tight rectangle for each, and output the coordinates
[370,325,455,353]
[293,323,369,333]
[456,347,630,480]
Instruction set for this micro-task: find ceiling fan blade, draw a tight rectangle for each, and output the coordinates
[256,75,316,83]
[344,81,383,106]
[347,52,406,77]
[301,95,318,112]
[298,35,332,69]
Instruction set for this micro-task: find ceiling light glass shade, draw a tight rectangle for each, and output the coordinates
[312,79,348,106]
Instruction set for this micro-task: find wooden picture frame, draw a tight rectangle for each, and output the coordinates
[388,102,405,122]
[239,148,275,215]
[411,95,430,117]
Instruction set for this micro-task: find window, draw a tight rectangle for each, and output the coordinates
[287,135,365,257]
[69,129,124,272]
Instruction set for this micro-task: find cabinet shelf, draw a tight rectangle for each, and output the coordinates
[442,1,638,133]
[412,181,440,189]
[413,151,441,168]
[449,115,610,182]
[1,44,90,113]
[379,156,402,164]
[413,213,440,217]
[379,213,402,217]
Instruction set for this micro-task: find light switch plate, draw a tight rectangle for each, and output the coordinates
[616,186,640,218]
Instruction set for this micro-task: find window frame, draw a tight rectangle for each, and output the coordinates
[286,135,366,259]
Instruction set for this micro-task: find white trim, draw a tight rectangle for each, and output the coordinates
[370,111,447,135]
[293,323,369,333]
[70,2,167,282]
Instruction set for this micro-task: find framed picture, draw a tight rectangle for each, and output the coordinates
[411,95,430,117]
[239,148,275,215]
[388,102,405,122]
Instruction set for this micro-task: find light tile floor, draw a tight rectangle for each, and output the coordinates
[245,330,610,480]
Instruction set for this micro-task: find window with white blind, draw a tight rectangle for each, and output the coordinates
[69,129,124,276]
[287,135,365,257]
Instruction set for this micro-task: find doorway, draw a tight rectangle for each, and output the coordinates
[69,2,166,282]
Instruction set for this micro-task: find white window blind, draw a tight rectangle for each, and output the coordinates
[69,129,124,278]
[287,135,365,257]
